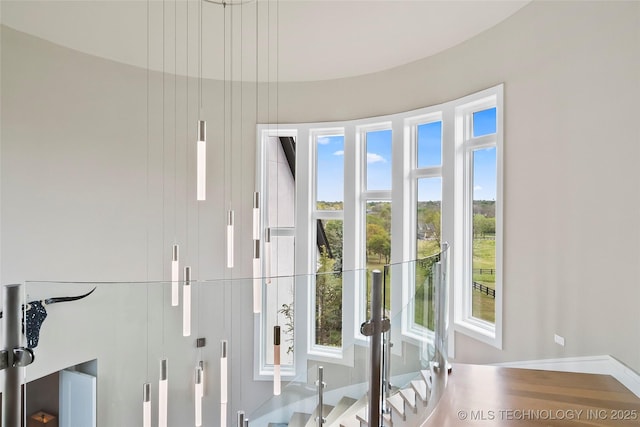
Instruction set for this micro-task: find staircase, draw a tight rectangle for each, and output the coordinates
[267,368,435,427]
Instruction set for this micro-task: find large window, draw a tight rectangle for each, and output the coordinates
[255,84,503,371]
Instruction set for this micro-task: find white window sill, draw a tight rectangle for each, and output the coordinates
[454,318,502,349]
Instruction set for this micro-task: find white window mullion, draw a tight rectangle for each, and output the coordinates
[342,125,360,347]
[441,106,456,358]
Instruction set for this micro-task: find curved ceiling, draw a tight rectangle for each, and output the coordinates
[1,0,530,82]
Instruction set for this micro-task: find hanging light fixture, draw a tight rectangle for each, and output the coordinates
[159,359,168,427]
[253,192,260,239]
[143,383,151,427]
[252,240,261,313]
[227,210,235,268]
[196,120,207,201]
[171,244,180,306]
[183,266,191,336]
[273,325,281,395]
[220,340,228,426]
[195,363,203,426]
[264,228,272,284]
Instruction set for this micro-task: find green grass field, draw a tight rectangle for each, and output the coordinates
[472,237,495,323]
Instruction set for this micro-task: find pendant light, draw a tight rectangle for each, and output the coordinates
[252,192,260,239]
[159,359,168,427]
[196,120,207,201]
[195,364,203,426]
[171,244,179,306]
[252,240,261,313]
[227,210,235,268]
[264,228,272,284]
[183,266,192,336]
[220,340,228,426]
[273,325,281,395]
[143,383,151,427]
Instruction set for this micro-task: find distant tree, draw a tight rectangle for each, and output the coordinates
[315,249,342,347]
[473,214,495,236]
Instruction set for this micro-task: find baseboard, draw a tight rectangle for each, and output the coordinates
[494,355,640,398]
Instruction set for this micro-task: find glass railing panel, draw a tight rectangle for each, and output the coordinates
[248,342,371,427]
[382,245,450,424]
[18,277,259,427]
[8,253,449,427]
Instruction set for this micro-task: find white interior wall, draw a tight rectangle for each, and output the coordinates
[273,1,640,372]
[1,1,639,425]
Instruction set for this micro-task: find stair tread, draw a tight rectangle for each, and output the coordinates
[355,406,368,424]
[304,404,334,427]
[382,411,393,427]
[411,379,428,403]
[399,388,417,410]
[289,412,312,427]
[339,417,361,427]
[386,393,406,420]
[325,396,358,426]
[331,395,368,427]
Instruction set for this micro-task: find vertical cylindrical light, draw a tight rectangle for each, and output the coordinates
[220,340,228,426]
[183,266,191,337]
[252,192,260,239]
[196,120,207,201]
[253,241,262,314]
[171,244,179,306]
[227,210,235,268]
[143,383,151,427]
[195,364,203,427]
[220,340,228,403]
[273,326,281,396]
[159,359,168,427]
[264,228,272,284]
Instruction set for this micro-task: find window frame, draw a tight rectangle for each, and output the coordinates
[253,84,504,379]
[453,86,504,349]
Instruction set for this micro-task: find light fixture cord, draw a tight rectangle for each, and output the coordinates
[145,0,150,382]
[161,0,167,357]
[184,0,189,266]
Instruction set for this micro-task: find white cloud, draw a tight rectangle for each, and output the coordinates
[333,150,344,156]
[317,137,331,145]
[367,153,387,164]
[474,185,483,191]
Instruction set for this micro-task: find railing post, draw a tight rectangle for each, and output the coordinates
[360,270,389,427]
[316,366,325,426]
[2,284,33,427]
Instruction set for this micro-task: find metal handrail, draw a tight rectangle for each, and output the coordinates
[361,270,389,427]
[316,366,326,426]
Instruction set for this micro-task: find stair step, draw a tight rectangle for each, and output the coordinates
[411,379,428,404]
[399,388,417,412]
[339,417,361,427]
[324,396,358,426]
[333,395,368,427]
[289,412,312,427]
[386,393,406,421]
[382,411,393,427]
[355,407,368,425]
[304,404,334,427]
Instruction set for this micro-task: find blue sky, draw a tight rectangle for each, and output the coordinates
[316,107,496,203]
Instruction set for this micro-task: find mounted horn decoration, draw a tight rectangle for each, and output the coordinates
[0,287,96,348]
